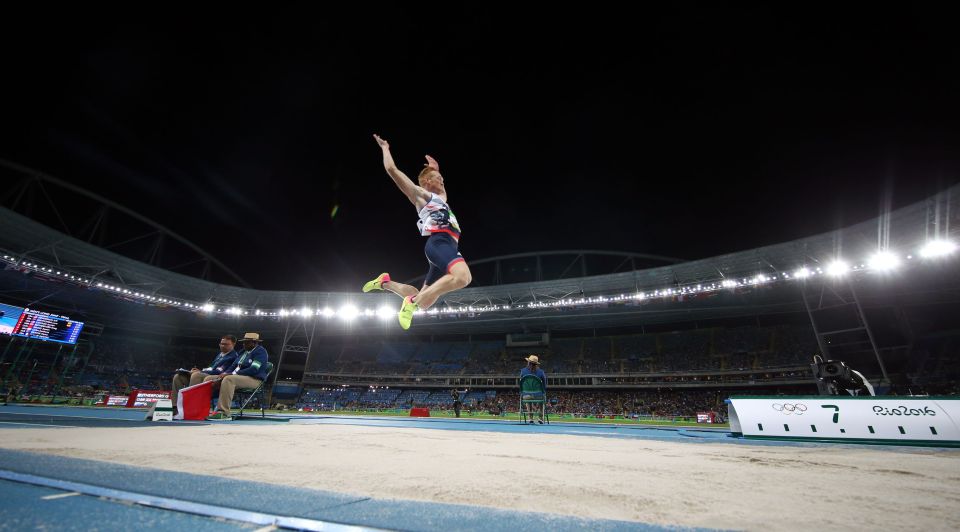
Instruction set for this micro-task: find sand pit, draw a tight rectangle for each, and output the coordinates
[1,422,958,530]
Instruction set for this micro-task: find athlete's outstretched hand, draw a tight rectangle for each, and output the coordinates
[424,154,439,171]
[373,134,390,150]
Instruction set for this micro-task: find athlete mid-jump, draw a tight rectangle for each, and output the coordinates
[363,134,473,329]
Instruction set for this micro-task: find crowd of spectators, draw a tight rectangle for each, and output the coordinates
[305,325,819,376]
[294,386,816,418]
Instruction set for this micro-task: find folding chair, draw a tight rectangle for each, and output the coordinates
[518,374,549,424]
[233,362,274,419]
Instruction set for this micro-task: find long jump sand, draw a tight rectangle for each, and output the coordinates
[1,422,958,531]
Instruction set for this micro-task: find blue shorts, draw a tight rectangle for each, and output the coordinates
[424,233,466,286]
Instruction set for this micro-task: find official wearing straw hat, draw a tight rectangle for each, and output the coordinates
[519,354,547,424]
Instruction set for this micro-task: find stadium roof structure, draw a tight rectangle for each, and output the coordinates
[0,163,957,336]
[0,159,251,287]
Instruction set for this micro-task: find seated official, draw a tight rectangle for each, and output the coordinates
[206,332,270,420]
[519,355,547,424]
[171,335,238,415]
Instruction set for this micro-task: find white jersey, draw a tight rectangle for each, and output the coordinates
[417,194,461,238]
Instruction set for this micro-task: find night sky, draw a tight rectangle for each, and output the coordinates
[2,5,958,290]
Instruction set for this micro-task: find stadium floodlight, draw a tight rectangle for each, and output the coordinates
[228,307,241,315]
[301,307,312,318]
[321,307,335,318]
[920,239,957,259]
[721,279,737,288]
[339,304,359,321]
[377,306,393,320]
[753,274,768,284]
[794,267,811,279]
[868,251,899,272]
[826,260,849,277]
[201,303,215,312]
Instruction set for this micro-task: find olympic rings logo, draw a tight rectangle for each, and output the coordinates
[772,403,808,415]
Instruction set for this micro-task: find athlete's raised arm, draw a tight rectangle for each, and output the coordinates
[374,134,431,208]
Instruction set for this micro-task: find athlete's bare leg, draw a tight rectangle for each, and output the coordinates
[412,262,472,310]
[383,280,419,299]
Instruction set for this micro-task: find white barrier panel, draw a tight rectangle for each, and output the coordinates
[727,396,960,447]
[144,399,174,422]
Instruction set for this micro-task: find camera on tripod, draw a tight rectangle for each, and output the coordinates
[810,355,875,396]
